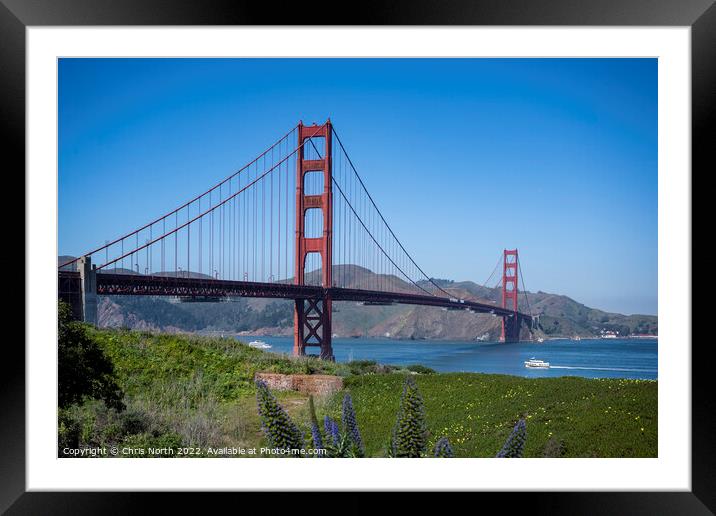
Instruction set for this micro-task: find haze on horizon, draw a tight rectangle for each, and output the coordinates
[58,58,657,316]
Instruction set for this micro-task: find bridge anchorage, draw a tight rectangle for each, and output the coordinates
[58,119,533,360]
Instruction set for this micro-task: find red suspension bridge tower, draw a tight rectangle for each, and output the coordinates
[294,121,334,360]
[500,248,522,342]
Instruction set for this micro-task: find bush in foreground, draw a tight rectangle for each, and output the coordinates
[58,301,124,411]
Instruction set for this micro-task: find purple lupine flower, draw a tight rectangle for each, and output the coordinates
[341,393,364,456]
[311,421,323,450]
[496,418,527,458]
[433,437,454,458]
[324,415,341,446]
[255,380,303,451]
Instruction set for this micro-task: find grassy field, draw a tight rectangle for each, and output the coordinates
[59,327,657,458]
[322,374,657,457]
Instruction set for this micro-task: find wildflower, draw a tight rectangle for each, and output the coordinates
[255,380,303,451]
[391,376,428,458]
[342,393,365,456]
[496,418,527,458]
[308,395,323,449]
[433,437,454,458]
[324,415,341,446]
[310,421,323,450]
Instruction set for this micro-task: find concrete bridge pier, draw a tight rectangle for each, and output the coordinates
[501,313,523,343]
[293,296,335,361]
[79,256,98,325]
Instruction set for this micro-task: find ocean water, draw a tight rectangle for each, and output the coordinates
[241,336,658,380]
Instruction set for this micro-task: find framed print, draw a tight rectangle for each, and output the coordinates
[3,0,712,512]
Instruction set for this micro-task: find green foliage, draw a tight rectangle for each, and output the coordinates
[87,328,350,402]
[58,301,124,411]
[57,400,181,456]
[120,432,185,456]
[391,377,428,457]
[324,431,364,458]
[345,360,401,376]
[256,380,304,451]
[57,325,658,459]
[542,436,567,457]
[308,395,320,432]
[406,364,436,375]
[336,373,657,457]
[308,395,323,450]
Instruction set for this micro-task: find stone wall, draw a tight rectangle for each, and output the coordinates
[255,372,343,395]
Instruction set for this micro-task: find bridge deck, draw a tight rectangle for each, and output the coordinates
[59,271,529,320]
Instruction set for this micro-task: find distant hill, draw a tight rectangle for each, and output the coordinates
[59,256,656,339]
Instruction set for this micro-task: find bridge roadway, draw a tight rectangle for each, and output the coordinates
[60,270,531,321]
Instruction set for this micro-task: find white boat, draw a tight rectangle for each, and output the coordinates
[248,340,272,349]
[524,358,550,368]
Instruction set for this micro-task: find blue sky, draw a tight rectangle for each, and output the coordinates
[58,58,657,315]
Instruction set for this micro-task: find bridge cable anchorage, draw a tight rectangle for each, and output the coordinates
[58,124,300,271]
[93,124,325,272]
[326,127,454,299]
[304,134,440,298]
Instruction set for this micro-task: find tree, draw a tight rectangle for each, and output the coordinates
[58,301,124,410]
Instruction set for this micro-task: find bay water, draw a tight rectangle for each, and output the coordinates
[240,336,658,380]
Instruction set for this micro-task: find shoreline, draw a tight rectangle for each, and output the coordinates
[196,330,657,343]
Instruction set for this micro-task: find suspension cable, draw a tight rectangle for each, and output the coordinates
[59,124,299,269]
[329,126,453,298]
[482,253,503,289]
[97,124,324,271]
[517,259,532,317]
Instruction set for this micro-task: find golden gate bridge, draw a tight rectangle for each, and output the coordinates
[59,120,534,360]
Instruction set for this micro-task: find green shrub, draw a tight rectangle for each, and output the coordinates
[406,364,436,375]
[58,301,124,411]
[120,432,184,456]
[542,436,566,457]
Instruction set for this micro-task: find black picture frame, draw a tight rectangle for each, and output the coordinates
[3,0,710,512]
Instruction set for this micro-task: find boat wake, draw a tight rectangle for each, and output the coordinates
[549,365,657,373]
